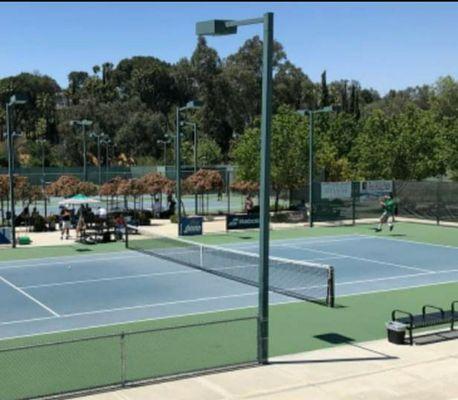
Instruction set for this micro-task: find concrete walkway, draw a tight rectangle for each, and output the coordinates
[76,333,458,400]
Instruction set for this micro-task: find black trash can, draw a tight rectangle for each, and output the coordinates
[386,321,407,344]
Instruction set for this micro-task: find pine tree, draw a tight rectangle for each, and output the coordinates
[320,70,330,107]
[341,80,348,112]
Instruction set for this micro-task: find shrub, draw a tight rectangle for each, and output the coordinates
[32,215,47,232]
[270,213,289,223]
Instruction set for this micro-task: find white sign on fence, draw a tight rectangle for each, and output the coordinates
[360,180,393,198]
[321,182,352,200]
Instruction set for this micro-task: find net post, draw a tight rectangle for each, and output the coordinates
[124,223,129,249]
[327,266,335,307]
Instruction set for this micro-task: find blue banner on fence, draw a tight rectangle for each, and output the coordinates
[179,216,203,236]
[0,227,12,244]
[226,214,260,230]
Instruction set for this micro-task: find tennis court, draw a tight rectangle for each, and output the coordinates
[1,226,457,341]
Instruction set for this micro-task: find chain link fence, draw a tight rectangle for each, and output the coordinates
[290,180,458,225]
[0,316,257,400]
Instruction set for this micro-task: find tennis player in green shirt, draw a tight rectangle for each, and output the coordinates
[375,193,396,232]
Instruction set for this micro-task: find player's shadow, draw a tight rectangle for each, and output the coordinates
[270,333,397,364]
[387,233,407,237]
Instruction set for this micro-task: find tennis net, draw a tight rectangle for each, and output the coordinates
[125,225,334,307]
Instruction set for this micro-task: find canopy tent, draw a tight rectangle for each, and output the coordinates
[58,194,100,205]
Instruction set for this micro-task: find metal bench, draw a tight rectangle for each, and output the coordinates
[392,301,458,345]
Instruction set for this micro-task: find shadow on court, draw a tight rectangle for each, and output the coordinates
[270,333,398,364]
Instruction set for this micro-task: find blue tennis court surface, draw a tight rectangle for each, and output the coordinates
[1,234,457,340]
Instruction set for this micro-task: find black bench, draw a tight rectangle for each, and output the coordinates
[392,301,458,345]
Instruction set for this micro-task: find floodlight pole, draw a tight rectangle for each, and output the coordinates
[90,132,105,185]
[308,111,314,227]
[101,138,111,179]
[157,140,168,167]
[97,135,102,185]
[6,103,15,248]
[36,138,48,218]
[182,121,199,215]
[296,106,334,228]
[176,107,181,236]
[70,120,93,182]
[5,95,27,248]
[176,101,203,234]
[258,12,274,365]
[83,124,88,182]
[196,12,274,365]
[193,123,198,215]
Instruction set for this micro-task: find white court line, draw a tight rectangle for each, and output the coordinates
[282,244,431,273]
[336,267,458,287]
[3,274,458,341]
[0,254,146,272]
[18,255,341,290]
[227,235,369,250]
[0,291,259,327]
[339,278,458,299]
[0,276,60,317]
[357,234,458,251]
[19,264,259,290]
[0,300,264,341]
[4,276,458,342]
[0,250,135,266]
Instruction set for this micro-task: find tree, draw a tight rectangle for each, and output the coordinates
[232,106,308,210]
[274,61,317,111]
[0,73,60,140]
[67,71,89,104]
[140,173,173,195]
[46,176,82,197]
[352,107,446,180]
[117,178,146,210]
[181,135,223,166]
[184,169,223,194]
[189,37,234,152]
[320,70,330,107]
[230,180,259,196]
[115,111,167,160]
[223,35,286,132]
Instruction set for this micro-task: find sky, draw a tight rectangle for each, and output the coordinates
[1,2,458,95]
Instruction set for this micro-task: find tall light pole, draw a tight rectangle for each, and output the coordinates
[70,119,93,182]
[100,137,111,181]
[181,121,199,215]
[89,131,106,185]
[157,138,170,167]
[5,95,27,248]
[176,100,203,235]
[197,13,274,365]
[297,106,335,227]
[36,138,48,218]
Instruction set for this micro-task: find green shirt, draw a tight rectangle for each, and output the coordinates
[384,198,395,213]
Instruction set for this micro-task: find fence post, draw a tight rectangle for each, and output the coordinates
[121,332,126,387]
[352,182,356,226]
[436,180,441,226]
[226,168,230,215]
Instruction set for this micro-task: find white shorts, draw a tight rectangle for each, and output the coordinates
[62,221,71,229]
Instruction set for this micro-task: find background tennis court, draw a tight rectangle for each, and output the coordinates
[0,222,457,399]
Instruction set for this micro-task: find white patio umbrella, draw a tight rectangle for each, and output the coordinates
[58,194,101,205]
